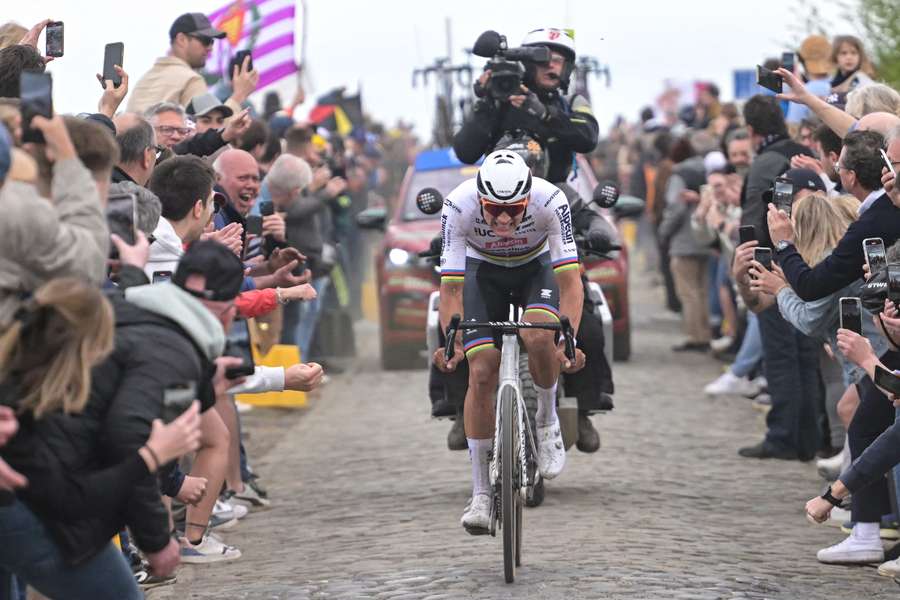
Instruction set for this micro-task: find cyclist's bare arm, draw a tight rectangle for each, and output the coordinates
[555,268,583,335]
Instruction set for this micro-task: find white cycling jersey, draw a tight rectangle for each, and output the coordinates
[439,177,579,283]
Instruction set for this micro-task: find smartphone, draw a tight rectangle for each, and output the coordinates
[106,193,138,245]
[258,201,274,217]
[781,52,795,74]
[162,381,196,423]
[756,65,783,94]
[863,238,887,274]
[752,247,773,278]
[889,265,900,304]
[45,21,64,58]
[152,271,172,284]
[739,225,756,245]
[839,297,862,335]
[229,50,253,78]
[102,42,124,88]
[245,215,263,236]
[19,71,53,144]
[224,339,255,379]
[874,365,900,397]
[291,259,307,276]
[773,177,794,216]
[881,149,897,178]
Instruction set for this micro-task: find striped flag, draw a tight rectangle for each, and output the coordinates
[203,0,299,90]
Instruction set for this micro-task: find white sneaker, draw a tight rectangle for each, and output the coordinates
[179,535,242,564]
[232,485,270,509]
[703,372,759,397]
[710,336,733,353]
[536,421,566,480]
[751,375,767,391]
[817,448,845,481]
[816,533,883,564]
[214,499,248,521]
[878,557,900,577]
[461,494,491,535]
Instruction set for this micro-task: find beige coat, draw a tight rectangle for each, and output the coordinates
[0,158,108,326]
[125,56,210,114]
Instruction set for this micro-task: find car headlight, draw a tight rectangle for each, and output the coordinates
[388,248,411,267]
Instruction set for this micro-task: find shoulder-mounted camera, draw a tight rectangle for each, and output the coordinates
[473,30,550,101]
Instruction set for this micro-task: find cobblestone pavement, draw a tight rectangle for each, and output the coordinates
[151,269,899,599]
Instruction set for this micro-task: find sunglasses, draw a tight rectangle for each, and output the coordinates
[480,197,528,219]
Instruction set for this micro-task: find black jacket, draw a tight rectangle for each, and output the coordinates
[739,137,814,249]
[778,193,900,301]
[453,91,599,184]
[1,292,215,565]
[174,128,227,158]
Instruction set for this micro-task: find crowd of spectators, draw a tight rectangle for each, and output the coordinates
[0,13,415,599]
[607,32,900,580]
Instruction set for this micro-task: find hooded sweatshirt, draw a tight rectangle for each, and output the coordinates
[144,217,184,282]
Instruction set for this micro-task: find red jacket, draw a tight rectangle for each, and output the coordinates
[235,289,278,318]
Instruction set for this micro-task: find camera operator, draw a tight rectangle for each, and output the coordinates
[453,28,599,184]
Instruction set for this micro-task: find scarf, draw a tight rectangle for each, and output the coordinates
[831,68,858,90]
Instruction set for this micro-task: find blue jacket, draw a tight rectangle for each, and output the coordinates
[777,194,900,301]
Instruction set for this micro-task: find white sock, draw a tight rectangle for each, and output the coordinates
[534,382,558,426]
[852,521,880,543]
[467,438,491,497]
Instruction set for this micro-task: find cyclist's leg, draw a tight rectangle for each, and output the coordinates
[519,255,562,427]
[461,258,504,502]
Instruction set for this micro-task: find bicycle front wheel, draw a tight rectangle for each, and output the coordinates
[500,385,520,583]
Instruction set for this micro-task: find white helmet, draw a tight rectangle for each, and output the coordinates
[521,28,576,63]
[477,150,533,204]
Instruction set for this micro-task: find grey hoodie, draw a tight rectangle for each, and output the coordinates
[125,282,225,361]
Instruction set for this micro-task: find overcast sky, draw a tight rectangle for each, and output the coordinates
[16,0,852,139]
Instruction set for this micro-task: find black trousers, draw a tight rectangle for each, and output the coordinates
[849,353,899,523]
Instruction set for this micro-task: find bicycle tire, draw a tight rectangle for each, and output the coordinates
[501,385,518,583]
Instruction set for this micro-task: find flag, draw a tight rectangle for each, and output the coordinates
[308,89,363,136]
[203,0,299,90]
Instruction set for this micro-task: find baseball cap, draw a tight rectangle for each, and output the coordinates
[169,13,226,42]
[173,240,244,302]
[186,93,234,119]
[763,167,826,203]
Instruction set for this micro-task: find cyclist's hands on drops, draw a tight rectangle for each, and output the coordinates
[555,344,585,373]
[434,341,464,373]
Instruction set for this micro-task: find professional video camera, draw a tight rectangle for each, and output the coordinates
[472,30,550,101]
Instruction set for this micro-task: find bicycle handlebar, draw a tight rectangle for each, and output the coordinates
[444,313,575,362]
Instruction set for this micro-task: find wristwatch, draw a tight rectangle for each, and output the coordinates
[820,485,845,507]
[774,240,793,252]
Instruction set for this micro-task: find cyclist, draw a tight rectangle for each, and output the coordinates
[434,150,585,534]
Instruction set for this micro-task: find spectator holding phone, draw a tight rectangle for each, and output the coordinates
[127,13,258,115]
[785,36,834,125]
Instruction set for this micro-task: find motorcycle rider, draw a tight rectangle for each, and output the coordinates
[453,27,600,185]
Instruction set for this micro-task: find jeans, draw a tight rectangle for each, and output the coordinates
[757,305,821,458]
[281,276,330,360]
[730,312,761,378]
[849,376,895,523]
[0,500,141,600]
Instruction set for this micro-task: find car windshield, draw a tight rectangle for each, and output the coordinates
[401,166,479,221]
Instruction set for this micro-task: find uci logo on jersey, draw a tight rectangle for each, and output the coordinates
[554,204,574,244]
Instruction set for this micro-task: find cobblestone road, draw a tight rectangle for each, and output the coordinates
[151,270,899,599]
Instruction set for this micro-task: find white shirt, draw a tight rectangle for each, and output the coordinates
[859,188,886,216]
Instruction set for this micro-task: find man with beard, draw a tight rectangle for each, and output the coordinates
[127,13,258,114]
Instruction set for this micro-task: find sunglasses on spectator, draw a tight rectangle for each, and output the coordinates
[190,34,214,47]
[480,197,528,219]
[155,125,192,137]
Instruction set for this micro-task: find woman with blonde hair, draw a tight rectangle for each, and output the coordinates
[0,278,202,599]
[831,35,875,94]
